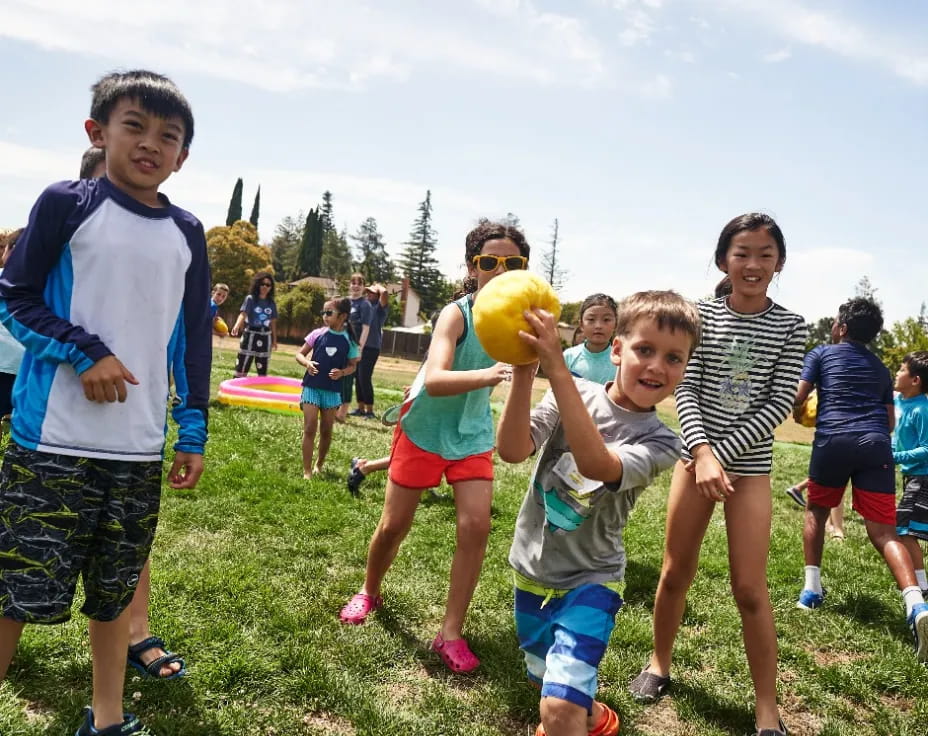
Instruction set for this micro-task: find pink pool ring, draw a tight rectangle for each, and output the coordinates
[217,376,304,414]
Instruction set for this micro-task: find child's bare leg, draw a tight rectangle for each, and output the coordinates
[314,408,337,472]
[358,456,391,475]
[441,478,493,640]
[127,559,180,677]
[803,504,831,566]
[725,475,780,731]
[648,462,714,676]
[88,608,131,730]
[361,480,422,597]
[539,697,588,736]
[828,502,845,538]
[0,618,25,680]
[901,535,925,572]
[865,521,918,589]
[301,404,319,478]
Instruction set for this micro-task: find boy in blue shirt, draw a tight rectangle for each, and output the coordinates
[894,350,928,595]
[793,299,928,662]
[0,70,211,735]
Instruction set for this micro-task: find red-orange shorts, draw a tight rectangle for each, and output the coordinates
[388,426,493,489]
[807,482,896,525]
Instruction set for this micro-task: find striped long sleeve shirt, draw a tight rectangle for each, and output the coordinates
[676,297,808,474]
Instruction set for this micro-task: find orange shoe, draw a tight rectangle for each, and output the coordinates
[535,701,620,736]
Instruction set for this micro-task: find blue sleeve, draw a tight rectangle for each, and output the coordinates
[239,294,253,314]
[360,299,373,327]
[800,346,821,385]
[168,212,212,455]
[347,339,361,359]
[894,406,928,465]
[0,181,112,374]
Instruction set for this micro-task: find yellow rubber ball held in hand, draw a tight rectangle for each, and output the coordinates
[798,390,817,428]
[214,316,229,336]
[473,270,561,365]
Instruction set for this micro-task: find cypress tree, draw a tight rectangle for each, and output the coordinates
[249,186,261,229]
[225,177,243,226]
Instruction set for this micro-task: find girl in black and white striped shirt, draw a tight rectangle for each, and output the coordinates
[630,214,807,736]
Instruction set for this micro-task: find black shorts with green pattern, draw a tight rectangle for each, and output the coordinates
[0,442,161,623]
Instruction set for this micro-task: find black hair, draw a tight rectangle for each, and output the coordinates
[714,276,733,298]
[79,147,106,179]
[462,219,531,294]
[902,351,928,393]
[579,293,618,321]
[90,70,195,149]
[714,213,786,269]
[249,271,276,301]
[836,297,883,343]
[329,296,359,344]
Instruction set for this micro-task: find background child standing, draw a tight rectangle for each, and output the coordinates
[630,213,807,736]
[894,350,928,596]
[498,291,700,736]
[339,220,528,674]
[562,293,618,386]
[231,272,277,377]
[296,298,359,478]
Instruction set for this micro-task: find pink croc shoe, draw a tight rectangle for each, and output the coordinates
[339,592,382,625]
[431,633,480,673]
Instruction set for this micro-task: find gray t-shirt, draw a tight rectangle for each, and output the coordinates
[509,378,681,589]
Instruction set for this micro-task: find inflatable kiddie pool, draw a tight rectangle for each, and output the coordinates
[217,376,303,414]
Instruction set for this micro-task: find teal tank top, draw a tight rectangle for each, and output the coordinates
[401,295,496,459]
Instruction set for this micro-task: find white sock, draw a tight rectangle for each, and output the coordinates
[804,565,822,595]
[902,585,925,617]
[915,568,928,590]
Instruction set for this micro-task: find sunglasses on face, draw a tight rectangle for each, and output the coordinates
[259,282,272,287]
[321,310,335,316]
[472,255,528,272]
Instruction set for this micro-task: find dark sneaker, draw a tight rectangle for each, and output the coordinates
[346,457,366,497]
[362,411,377,420]
[348,409,366,417]
[746,719,788,736]
[784,485,805,508]
[628,666,671,703]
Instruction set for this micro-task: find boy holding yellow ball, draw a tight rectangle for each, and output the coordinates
[497,291,701,736]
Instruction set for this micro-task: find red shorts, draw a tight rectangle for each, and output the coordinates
[388,426,493,489]
[807,481,896,526]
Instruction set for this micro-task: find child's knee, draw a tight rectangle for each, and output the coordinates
[456,513,491,543]
[659,560,697,593]
[730,579,768,614]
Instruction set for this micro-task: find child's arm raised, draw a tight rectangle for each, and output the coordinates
[519,309,622,483]
[423,301,510,396]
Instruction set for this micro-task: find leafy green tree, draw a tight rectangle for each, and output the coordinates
[805,316,834,352]
[275,282,327,339]
[207,220,272,300]
[560,301,581,326]
[876,313,928,371]
[321,228,353,281]
[320,190,334,234]
[249,186,261,230]
[296,208,324,277]
[225,177,243,227]
[398,190,447,316]
[270,213,303,279]
[539,217,567,292]
[351,217,394,284]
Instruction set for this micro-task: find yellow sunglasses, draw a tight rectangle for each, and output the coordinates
[472,255,528,272]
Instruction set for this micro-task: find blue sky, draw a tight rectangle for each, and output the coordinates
[1,0,926,325]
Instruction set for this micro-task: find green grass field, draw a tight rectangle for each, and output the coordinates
[1,348,926,735]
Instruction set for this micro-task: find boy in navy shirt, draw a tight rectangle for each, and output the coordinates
[793,298,927,661]
[0,70,211,735]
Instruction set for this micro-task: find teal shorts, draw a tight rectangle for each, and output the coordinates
[300,386,342,410]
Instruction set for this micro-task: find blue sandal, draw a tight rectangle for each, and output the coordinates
[75,708,154,735]
[127,636,186,680]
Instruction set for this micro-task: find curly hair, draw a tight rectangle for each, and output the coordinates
[462,219,531,294]
[248,271,276,301]
[837,297,883,343]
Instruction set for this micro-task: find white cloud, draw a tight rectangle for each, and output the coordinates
[0,0,606,91]
[763,47,792,63]
[704,0,928,85]
[618,8,657,47]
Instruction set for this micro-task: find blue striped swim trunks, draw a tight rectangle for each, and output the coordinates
[300,386,342,410]
[513,571,623,712]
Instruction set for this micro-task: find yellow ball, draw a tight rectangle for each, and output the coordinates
[472,270,561,365]
[798,391,817,428]
[214,316,229,336]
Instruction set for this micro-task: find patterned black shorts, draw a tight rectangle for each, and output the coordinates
[0,442,161,623]
[897,475,928,541]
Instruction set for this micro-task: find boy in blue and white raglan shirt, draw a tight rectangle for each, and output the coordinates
[0,70,211,736]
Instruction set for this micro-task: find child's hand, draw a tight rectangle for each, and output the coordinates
[690,445,734,502]
[80,355,139,403]
[329,368,344,380]
[306,360,319,376]
[168,451,204,489]
[519,309,565,373]
[483,362,512,387]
